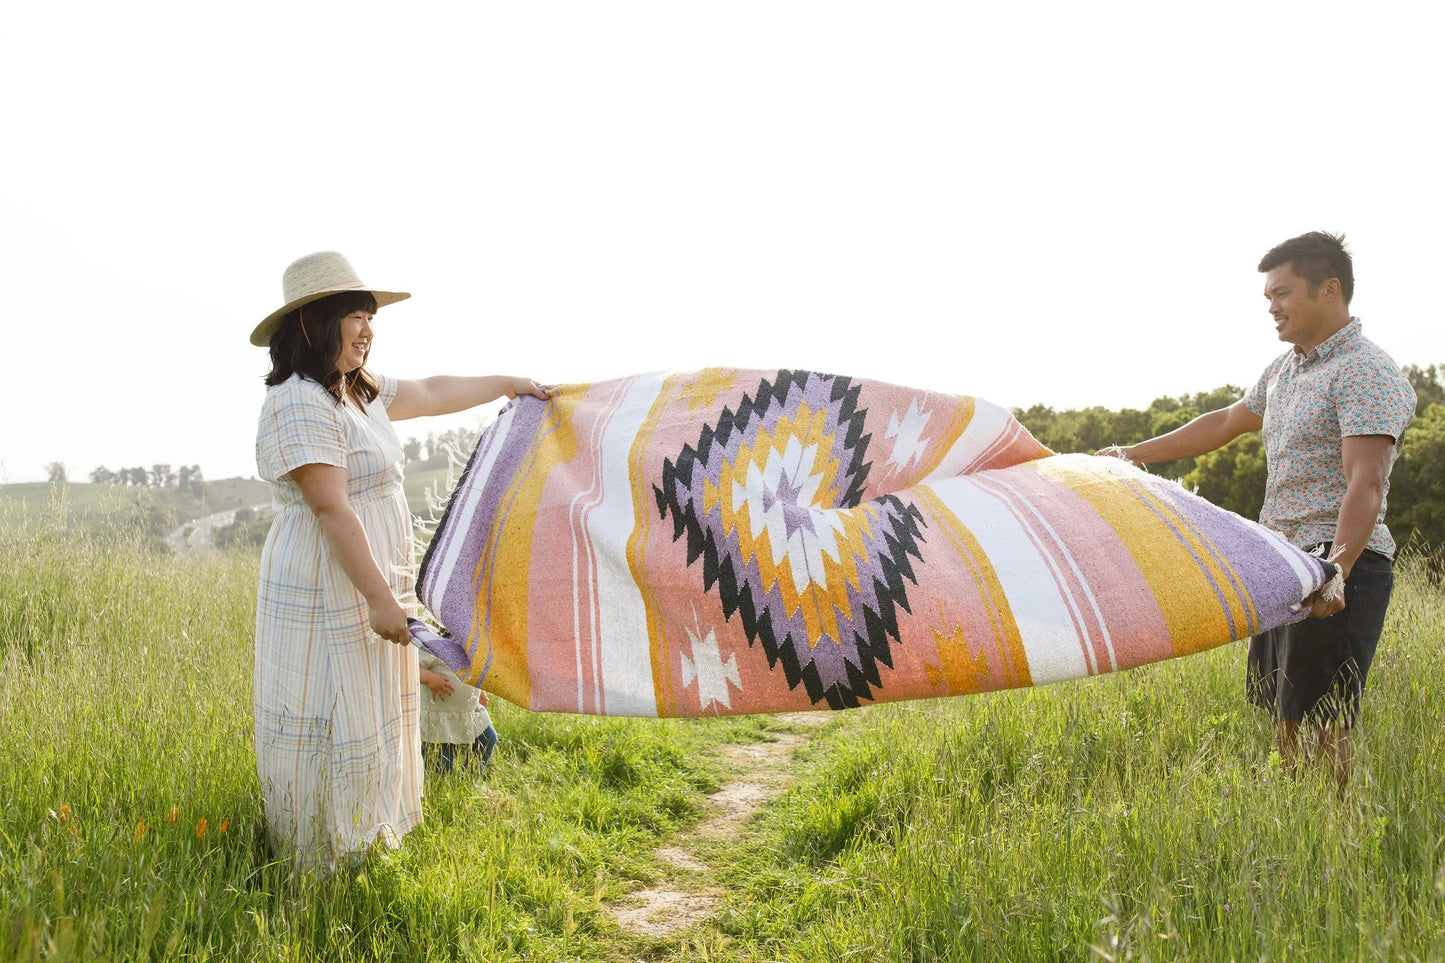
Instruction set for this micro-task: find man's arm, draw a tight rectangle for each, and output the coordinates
[1298,433,1395,620]
[1106,400,1263,466]
[1330,434,1395,580]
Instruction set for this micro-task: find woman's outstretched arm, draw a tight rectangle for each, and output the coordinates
[388,376,550,421]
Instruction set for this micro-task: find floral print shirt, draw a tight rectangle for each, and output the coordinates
[1243,319,1415,556]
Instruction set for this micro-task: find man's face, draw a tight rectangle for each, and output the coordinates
[1263,264,1334,351]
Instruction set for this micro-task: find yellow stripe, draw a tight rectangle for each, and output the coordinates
[1033,459,1252,654]
[914,486,1032,687]
[1118,476,1260,649]
[467,395,577,705]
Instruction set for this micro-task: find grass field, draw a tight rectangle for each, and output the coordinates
[2,496,1442,961]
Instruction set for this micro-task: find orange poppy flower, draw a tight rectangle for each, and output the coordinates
[167,806,178,824]
[197,818,207,838]
[219,818,229,835]
[134,822,147,843]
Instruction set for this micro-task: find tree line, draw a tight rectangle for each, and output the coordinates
[81,463,206,494]
[1014,363,1445,556]
[400,428,482,469]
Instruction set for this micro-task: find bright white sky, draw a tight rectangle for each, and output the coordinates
[2,1,1440,484]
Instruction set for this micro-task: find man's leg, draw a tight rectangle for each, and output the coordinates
[1278,550,1393,789]
[1319,723,1352,791]
[1276,718,1302,776]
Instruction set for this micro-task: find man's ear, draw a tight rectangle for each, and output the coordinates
[1320,276,1342,302]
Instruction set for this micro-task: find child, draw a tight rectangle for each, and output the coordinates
[418,653,499,774]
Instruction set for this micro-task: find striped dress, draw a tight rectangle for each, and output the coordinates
[253,372,422,871]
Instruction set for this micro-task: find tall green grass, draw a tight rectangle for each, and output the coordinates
[3,492,1443,961]
[692,559,1445,961]
[0,498,771,961]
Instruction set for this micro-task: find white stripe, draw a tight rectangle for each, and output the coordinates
[1260,524,1323,598]
[425,404,518,617]
[570,378,634,710]
[980,473,1118,672]
[923,398,1018,480]
[584,372,667,716]
[925,476,1092,684]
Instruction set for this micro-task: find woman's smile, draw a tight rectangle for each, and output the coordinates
[337,311,375,373]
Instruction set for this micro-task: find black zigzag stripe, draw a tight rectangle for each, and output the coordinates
[656,372,928,708]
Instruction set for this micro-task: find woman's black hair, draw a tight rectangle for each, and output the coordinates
[264,291,380,405]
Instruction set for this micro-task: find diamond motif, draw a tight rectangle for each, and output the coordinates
[655,370,926,708]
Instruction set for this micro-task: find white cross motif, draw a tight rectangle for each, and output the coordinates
[680,626,742,711]
[885,399,933,470]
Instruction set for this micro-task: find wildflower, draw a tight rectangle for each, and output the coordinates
[134,822,147,843]
[197,818,207,838]
[58,805,71,824]
[219,818,229,835]
[1224,903,1231,913]
[167,806,178,824]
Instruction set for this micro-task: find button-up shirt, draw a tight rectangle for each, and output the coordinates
[1242,318,1415,556]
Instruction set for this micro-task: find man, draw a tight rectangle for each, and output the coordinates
[1107,232,1415,788]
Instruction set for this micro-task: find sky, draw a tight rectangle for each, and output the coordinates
[2,1,1441,484]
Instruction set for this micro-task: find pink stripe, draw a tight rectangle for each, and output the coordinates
[1000,465,1175,669]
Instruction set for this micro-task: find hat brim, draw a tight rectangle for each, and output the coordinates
[250,288,411,347]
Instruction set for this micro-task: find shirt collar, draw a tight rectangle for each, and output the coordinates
[1293,317,1360,368]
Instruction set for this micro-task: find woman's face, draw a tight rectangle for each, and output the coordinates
[335,310,374,374]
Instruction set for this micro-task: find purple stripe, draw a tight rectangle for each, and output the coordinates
[1153,482,1327,632]
[420,396,555,679]
[1143,481,1260,636]
[1122,477,1239,639]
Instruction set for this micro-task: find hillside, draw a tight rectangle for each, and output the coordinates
[0,478,270,530]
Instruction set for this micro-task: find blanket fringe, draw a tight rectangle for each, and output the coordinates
[1311,543,1347,603]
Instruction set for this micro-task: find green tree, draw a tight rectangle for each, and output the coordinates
[1183,434,1268,520]
[1403,363,1445,414]
[1388,403,1445,555]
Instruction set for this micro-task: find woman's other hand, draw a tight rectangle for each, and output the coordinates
[369,597,411,645]
[420,668,455,701]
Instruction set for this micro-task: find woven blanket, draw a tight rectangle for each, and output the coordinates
[417,369,1333,717]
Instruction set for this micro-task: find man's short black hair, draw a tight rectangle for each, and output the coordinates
[1258,231,1354,306]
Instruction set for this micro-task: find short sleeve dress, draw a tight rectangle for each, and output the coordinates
[253,373,422,870]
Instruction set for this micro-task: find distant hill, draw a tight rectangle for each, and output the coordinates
[403,466,457,522]
[0,469,467,552]
[0,477,271,527]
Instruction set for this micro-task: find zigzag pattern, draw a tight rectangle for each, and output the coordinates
[655,370,927,708]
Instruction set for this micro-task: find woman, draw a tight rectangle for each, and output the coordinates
[250,251,547,870]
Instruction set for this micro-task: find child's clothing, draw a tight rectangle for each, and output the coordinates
[418,652,497,772]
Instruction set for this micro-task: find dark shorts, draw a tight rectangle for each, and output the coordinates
[1246,546,1394,727]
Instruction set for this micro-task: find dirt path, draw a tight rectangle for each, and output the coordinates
[164,504,268,555]
[609,712,832,938]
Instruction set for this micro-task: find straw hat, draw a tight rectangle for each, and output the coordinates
[250,251,410,347]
